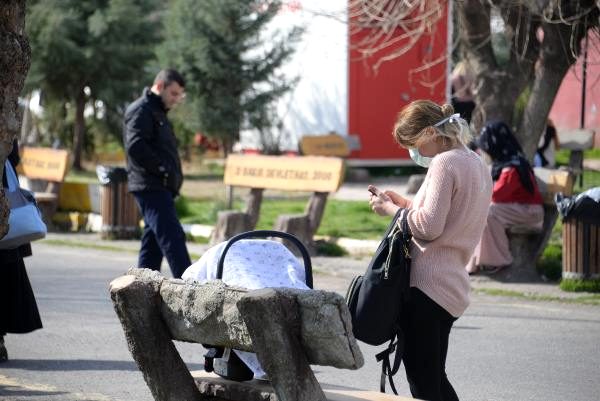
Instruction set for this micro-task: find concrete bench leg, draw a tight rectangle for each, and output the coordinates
[274,214,313,254]
[238,288,327,401]
[275,192,329,255]
[110,276,204,401]
[212,211,253,244]
[504,204,559,282]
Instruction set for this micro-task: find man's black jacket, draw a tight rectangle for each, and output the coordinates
[123,88,183,195]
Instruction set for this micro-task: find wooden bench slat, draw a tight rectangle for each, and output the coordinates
[191,371,417,401]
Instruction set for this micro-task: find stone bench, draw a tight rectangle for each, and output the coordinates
[503,167,575,281]
[109,268,416,401]
[213,154,345,254]
[557,128,594,186]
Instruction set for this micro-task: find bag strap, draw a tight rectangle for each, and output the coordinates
[398,208,411,240]
[3,161,19,192]
[384,208,404,239]
[375,329,405,395]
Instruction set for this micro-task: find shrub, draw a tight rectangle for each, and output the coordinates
[315,240,348,257]
[175,195,191,218]
[536,244,562,281]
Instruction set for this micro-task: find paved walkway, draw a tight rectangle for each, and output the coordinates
[42,230,595,304]
[41,175,597,304]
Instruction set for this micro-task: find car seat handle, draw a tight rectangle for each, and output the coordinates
[216,230,313,289]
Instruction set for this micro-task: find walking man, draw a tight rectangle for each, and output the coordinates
[123,69,191,278]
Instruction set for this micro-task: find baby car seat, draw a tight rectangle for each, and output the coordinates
[203,230,313,381]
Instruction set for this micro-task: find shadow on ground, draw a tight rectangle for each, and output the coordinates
[3,358,203,372]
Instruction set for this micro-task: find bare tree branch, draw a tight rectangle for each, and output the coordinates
[348,0,448,72]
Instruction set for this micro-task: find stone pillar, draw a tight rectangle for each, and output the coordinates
[237,288,327,401]
[109,275,204,401]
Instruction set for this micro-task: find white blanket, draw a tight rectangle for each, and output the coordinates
[182,239,310,379]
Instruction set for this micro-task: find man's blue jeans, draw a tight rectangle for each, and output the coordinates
[132,190,191,278]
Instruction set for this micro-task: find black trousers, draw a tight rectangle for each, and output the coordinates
[403,287,459,401]
[133,190,191,278]
[0,247,43,336]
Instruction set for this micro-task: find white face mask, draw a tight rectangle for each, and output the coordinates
[409,148,433,168]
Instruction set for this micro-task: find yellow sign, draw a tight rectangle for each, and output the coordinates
[300,134,350,157]
[59,182,92,212]
[17,147,70,182]
[224,154,345,192]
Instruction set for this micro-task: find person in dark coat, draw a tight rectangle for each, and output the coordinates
[0,139,43,362]
[123,69,191,278]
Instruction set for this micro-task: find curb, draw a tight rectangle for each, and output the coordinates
[180,224,379,257]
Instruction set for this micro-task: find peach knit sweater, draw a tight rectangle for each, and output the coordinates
[406,147,492,317]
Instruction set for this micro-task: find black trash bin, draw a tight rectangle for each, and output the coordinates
[96,166,141,240]
[557,188,600,279]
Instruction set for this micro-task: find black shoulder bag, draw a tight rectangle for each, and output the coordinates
[345,208,412,394]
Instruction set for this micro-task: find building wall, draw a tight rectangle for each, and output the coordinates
[549,34,600,136]
[347,6,449,164]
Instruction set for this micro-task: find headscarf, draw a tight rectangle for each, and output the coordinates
[476,121,535,193]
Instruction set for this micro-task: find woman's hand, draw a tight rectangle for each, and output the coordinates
[384,190,411,209]
[368,185,400,216]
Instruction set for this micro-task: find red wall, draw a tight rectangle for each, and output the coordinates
[549,34,600,134]
[348,7,449,164]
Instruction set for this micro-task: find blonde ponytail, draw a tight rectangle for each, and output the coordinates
[393,100,472,148]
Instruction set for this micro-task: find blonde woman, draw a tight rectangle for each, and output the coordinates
[369,100,492,401]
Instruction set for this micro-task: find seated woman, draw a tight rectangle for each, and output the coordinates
[182,239,310,380]
[466,121,544,274]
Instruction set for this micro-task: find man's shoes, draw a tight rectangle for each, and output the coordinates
[0,336,7,362]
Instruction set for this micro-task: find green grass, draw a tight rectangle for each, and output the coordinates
[176,197,244,225]
[175,197,390,240]
[315,240,348,257]
[40,239,135,253]
[555,148,600,193]
[560,278,600,293]
[65,169,100,184]
[555,148,600,166]
[41,238,202,260]
[474,287,600,305]
[572,169,600,193]
[583,148,600,159]
[185,233,210,244]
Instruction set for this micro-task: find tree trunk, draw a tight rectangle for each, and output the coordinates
[72,87,86,170]
[0,0,30,238]
[518,22,584,157]
[457,0,537,136]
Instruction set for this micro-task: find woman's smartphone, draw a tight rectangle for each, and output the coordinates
[368,185,382,197]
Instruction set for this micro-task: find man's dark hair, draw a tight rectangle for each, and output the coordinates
[154,69,186,88]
